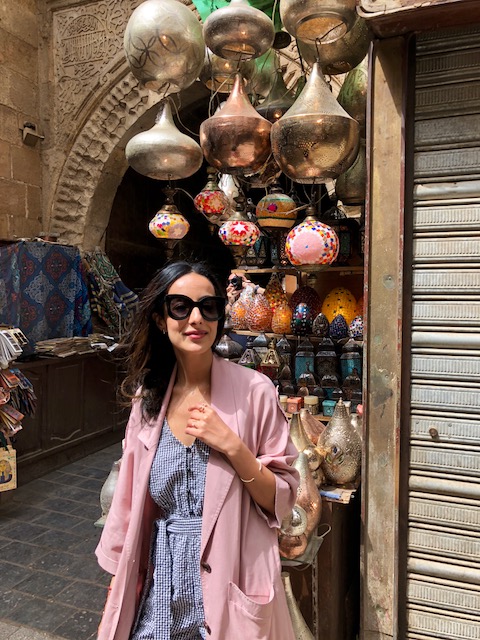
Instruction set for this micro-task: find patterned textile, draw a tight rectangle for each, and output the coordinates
[131,418,209,640]
[83,249,138,338]
[0,241,92,345]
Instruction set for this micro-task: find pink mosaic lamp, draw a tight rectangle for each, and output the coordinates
[285,205,339,270]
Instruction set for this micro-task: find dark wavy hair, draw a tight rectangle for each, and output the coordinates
[119,260,226,419]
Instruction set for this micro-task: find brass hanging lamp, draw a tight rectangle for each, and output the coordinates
[270,62,360,183]
[199,48,256,93]
[125,101,203,181]
[256,67,295,123]
[203,0,275,61]
[280,0,357,45]
[200,73,272,176]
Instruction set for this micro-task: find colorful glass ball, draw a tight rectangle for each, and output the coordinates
[230,297,249,330]
[349,315,364,339]
[246,291,273,332]
[285,218,339,266]
[329,314,349,340]
[149,212,190,239]
[256,191,297,229]
[265,274,288,312]
[291,302,313,335]
[194,189,229,221]
[218,220,260,246]
[321,287,357,325]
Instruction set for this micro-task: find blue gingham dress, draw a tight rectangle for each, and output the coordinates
[131,418,210,640]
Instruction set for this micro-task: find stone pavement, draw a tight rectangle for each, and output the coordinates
[0,443,122,640]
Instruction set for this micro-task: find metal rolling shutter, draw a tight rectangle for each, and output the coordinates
[408,26,480,639]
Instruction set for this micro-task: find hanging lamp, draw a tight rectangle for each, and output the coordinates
[271,62,360,183]
[280,0,357,45]
[337,57,369,138]
[125,101,203,181]
[285,206,339,269]
[297,15,372,75]
[256,68,295,123]
[149,188,190,258]
[218,195,260,266]
[335,139,366,205]
[203,0,275,61]
[123,0,205,94]
[194,167,230,224]
[200,73,272,176]
[255,182,297,229]
[199,49,256,93]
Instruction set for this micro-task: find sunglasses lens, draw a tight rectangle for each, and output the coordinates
[168,297,192,320]
[201,297,224,321]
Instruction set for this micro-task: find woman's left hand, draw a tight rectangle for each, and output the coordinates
[186,402,238,455]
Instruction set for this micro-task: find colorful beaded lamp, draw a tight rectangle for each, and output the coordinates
[285,207,339,269]
[194,167,229,224]
[149,188,190,241]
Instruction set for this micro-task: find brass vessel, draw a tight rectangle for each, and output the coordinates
[337,57,368,136]
[292,451,322,538]
[200,74,272,176]
[199,49,255,94]
[280,0,357,45]
[271,62,359,183]
[335,138,366,205]
[282,572,315,639]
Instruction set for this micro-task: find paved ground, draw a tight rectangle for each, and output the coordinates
[0,442,122,640]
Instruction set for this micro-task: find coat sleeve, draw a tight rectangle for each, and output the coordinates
[250,376,299,529]
[95,398,142,575]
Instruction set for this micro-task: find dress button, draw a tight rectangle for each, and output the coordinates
[201,561,212,573]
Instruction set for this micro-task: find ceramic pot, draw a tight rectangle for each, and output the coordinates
[95,459,121,527]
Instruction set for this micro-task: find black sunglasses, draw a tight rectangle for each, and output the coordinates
[164,294,225,321]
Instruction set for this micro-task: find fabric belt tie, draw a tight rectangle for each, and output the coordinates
[165,515,202,536]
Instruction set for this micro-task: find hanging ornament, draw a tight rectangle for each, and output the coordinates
[123,0,205,94]
[199,49,256,93]
[200,74,272,176]
[218,196,261,266]
[297,16,372,75]
[203,0,275,61]
[194,167,229,224]
[285,207,339,269]
[149,188,190,258]
[255,182,297,230]
[125,101,203,181]
[271,62,360,183]
[246,290,273,332]
[335,139,367,206]
[321,287,357,325]
[264,273,288,312]
[272,304,293,335]
[256,68,295,123]
[337,57,368,137]
[280,0,357,45]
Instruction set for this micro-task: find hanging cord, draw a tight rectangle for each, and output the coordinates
[169,96,201,138]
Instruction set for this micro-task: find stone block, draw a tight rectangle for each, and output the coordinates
[0,1,38,48]
[0,28,37,82]
[8,68,39,117]
[0,179,26,218]
[0,140,11,178]
[10,215,41,239]
[11,145,42,187]
[27,184,42,219]
[0,214,11,239]
[0,105,20,144]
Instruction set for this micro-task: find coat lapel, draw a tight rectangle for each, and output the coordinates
[201,356,239,555]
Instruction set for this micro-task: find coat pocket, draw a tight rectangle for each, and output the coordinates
[227,581,274,639]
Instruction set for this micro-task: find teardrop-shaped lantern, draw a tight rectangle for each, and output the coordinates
[218,196,260,266]
[126,101,203,181]
[280,0,357,45]
[337,57,368,137]
[271,62,359,183]
[203,0,275,61]
[200,74,272,176]
[194,167,229,224]
[335,139,366,205]
[149,188,190,240]
[256,68,295,123]
[255,182,297,229]
[249,49,278,98]
[123,0,205,94]
[285,207,339,268]
[199,49,256,93]
[298,15,372,75]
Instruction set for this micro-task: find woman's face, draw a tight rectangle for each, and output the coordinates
[156,273,220,357]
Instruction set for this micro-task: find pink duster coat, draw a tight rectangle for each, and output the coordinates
[96,355,299,640]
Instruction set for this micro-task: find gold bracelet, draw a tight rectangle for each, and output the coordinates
[240,459,262,483]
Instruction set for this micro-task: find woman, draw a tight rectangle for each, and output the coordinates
[96,260,299,640]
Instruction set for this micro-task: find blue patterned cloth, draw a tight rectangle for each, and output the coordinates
[131,418,210,640]
[0,241,92,345]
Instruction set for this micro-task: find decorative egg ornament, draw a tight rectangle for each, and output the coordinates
[285,208,339,268]
[291,302,313,335]
[321,287,357,325]
[349,315,364,339]
[329,314,349,340]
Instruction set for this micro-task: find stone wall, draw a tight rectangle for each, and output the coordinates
[0,0,43,239]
